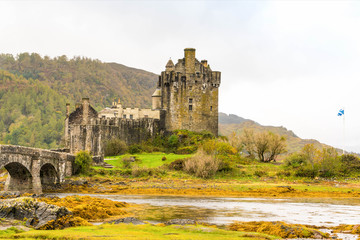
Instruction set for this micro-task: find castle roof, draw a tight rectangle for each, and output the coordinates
[152,88,162,97]
[166,59,174,68]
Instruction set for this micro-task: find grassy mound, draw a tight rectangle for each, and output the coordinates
[39,196,128,221]
[228,221,329,238]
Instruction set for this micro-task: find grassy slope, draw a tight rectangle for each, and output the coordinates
[105,153,193,168]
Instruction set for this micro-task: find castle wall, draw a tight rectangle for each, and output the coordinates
[67,107,165,157]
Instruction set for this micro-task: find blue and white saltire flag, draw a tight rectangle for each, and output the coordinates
[338,109,345,116]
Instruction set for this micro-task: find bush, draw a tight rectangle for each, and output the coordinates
[184,149,220,178]
[202,139,237,156]
[254,170,268,177]
[295,167,318,178]
[104,138,128,156]
[128,144,142,154]
[284,153,307,169]
[122,157,134,169]
[168,158,186,171]
[74,151,92,174]
[168,134,179,149]
[340,154,360,175]
[176,145,197,154]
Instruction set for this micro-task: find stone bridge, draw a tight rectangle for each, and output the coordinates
[0,145,75,194]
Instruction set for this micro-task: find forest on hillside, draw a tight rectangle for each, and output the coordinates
[0,53,158,148]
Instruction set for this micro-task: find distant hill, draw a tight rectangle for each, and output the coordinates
[0,53,158,109]
[219,113,328,154]
[0,53,158,148]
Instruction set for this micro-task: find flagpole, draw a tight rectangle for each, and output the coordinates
[343,109,345,155]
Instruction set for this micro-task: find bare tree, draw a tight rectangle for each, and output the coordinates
[241,129,286,162]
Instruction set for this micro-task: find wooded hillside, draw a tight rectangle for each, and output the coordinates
[0,53,158,148]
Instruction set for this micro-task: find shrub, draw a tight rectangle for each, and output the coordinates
[122,157,133,169]
[340,154,360,174]
[202,139,237,156]
[74,151,92,174]
[128,144,142,154]
[284,153,307,169]
[168,158,186,171]
[168,134,179,149]
[104,138,128,156]
[176,145,197,154]
[276,170,291,177]
[295,167,318,178]
[254,170,268,177]
[161,156,167,161]
[184,149,220,178]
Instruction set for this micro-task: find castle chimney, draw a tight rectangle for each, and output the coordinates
[184,48,196,74]
[201,60,208,68]
[82,98,90,125]
[66,103,70,117]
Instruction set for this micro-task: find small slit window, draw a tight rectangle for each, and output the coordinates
[210,106,213,111]
[130,114,133,119]
[189,98,193,104]
[189,105,193,111]
[123,115,127,119]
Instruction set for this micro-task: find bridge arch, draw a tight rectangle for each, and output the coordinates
[3,162,33,192]
[40,163,59,189]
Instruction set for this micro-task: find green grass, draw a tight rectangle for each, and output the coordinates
[105,153,193,168]
[2,223,277,240]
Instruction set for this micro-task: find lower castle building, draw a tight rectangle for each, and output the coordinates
[64,48,221,159]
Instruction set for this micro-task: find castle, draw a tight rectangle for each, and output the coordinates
[64,48,221,160]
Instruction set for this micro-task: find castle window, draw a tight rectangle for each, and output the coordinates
[130,114,133,119]
[189,98,193,104]
[123,114,127,119]
[189,105,193,111]
[210,106,213,111]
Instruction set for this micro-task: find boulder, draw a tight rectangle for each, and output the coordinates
[0,197,72,229]
[165,219,197,225]
[107,217,145,225]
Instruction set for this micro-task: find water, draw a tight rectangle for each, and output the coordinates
[50,193,360,227]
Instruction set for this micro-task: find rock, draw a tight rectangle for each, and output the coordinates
[0,191,22,199]
[107,217,145,225]
[0,197,72,229]
[165,219,197,225]
[71,179,88,186]
[112,182,127,186]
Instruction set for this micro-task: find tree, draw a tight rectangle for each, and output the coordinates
[241,129,286,162]
[75,150,92,174]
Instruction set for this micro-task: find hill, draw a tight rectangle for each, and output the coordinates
[219,113,327,154]
[0,53,158,109]
[0,53,158,148]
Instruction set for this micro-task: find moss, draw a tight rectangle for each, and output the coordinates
[228,221,329,239]
[39,196,128,221]
[331,224,360,234]
[38,215,91,230]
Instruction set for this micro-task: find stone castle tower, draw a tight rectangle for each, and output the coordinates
[152,48,221,136]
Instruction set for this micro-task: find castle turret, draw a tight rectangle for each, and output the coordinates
[152,88,162,110]
[159,48,221,136]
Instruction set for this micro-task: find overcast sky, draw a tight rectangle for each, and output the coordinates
[1,0,359,152]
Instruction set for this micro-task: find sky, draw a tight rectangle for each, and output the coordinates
[0,0,359,152]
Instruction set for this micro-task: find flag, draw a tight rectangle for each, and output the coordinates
[338,109,344,116]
